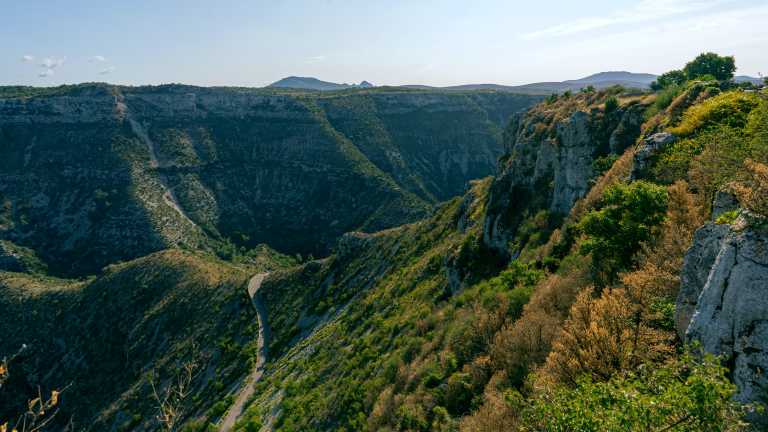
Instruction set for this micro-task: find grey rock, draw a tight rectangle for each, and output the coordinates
[0,241,24,272]
[677,223,768,421]
[674,222,730,338]
[630,132,676,180]
[483,103,645,256]
[712,190,739,220]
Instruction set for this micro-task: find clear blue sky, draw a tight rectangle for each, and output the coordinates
[2,0,766,87]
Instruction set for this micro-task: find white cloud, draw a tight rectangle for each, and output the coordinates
[89,55,106,62]
[99,66,116,75]
[306,55,326,63]
[39,57,65,69]
[515,3,768,78]
[38,69,54,78]
[522,0,723,40]
[21,55,34,62]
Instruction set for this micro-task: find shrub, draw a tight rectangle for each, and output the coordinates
[688,127,754,202]
[670,91,761,137]
[715,209,739,224]
[733,159,768,216]
[644,83,683,119]
[621,180,704,302]
[592,154,619,177]
[522,352,750,432]
[579,181,668,287]
[604,96,619,113]
[650,69,687,90]
[543,287,673,385]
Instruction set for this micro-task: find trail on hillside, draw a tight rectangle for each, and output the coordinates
[219,273,271,432]
[115,92,198,228]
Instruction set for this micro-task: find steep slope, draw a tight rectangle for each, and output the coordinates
[0,249,290,431]
[229,83,767,430]
[224,90,655,431]
[484,88,648,256]
[0,84,540,275]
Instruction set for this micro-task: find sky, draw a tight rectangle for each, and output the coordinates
[1,0,766,87]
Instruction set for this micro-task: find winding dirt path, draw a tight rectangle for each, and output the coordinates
[115,92,198,228]
[219,273,270,431]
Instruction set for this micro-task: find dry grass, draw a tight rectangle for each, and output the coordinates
[733,159,768,216]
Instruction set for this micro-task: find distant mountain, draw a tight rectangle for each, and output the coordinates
[403,71,659,95]
[564,71,657,86]
[734,75,764,85]
[268,76,375,91]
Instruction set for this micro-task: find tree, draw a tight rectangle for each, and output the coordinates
[579,181,668,287]
[650,69,687,90]
[683,52,736,81]
[148,350,202,432]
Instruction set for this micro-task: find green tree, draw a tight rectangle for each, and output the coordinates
[650,69,687,90]
[579,181,668,287]
[683,52,736,81]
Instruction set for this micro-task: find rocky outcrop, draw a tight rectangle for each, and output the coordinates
[712,190,740,220]
[676,215,768,420]
[674,222,730,337]
[630,132,676,180]
[483,97,647,256]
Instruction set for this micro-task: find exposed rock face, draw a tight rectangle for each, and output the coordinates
[712,190,740,220]
[630,132,676,180]
[676,218,768,418]
[0,84,540,275]
[674,222,730,337]
[483,98,647,256]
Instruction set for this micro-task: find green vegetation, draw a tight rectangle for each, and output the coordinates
[670,91,761,137]
[650,70,687,91]
[3,53,766,431]
[683,52,736,82]
[521,352,748,432]
[715,209,739,225]
[579,181,669,286]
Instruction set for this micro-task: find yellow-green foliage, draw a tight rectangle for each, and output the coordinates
[670,91,761,137]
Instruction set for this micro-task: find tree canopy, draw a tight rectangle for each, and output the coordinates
[683,52,736,81]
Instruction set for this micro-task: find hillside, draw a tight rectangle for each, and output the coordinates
[228,81,768,430]
[2,56,767,432]
[0,248,296,431]
[0,84,540,276]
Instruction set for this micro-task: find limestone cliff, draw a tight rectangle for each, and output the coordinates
[483,92,647,256]
[676,211,768,422]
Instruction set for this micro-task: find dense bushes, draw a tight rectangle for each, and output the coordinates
[670,91,761,137]
[653,91,766,202]
[522,352,747,432]
[579,181,668,287]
